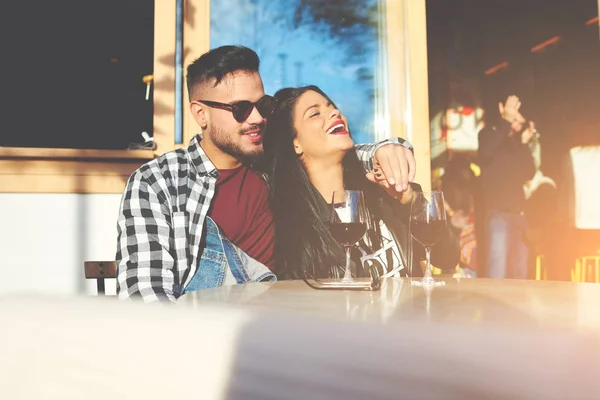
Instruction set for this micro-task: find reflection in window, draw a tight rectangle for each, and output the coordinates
[210,0,389,144]
[0,0,154,150]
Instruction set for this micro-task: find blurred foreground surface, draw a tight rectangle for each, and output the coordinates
[2,278,600,399]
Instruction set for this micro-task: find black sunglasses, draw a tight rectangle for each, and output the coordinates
[196,95,277,123]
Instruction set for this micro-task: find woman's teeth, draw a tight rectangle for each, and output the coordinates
[326,123,345,134]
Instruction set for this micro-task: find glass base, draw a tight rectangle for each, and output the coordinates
[411,277,446,287]
[305,278,380,291]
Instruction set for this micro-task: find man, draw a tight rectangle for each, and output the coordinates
[478,95,535,279]
[116,45,416,302]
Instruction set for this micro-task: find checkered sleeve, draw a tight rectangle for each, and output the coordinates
[116,170,177,303]
[354,137,414,172]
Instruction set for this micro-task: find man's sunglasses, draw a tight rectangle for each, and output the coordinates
[196,95,277,123]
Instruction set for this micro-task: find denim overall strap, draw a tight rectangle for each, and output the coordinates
[220,233,276,284]
[183,217,276,295]
[182,217,227,294]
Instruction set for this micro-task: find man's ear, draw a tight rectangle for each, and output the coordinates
[190,101,208,130]
[293,138,303,156]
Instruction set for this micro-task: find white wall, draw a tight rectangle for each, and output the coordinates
[0,194,122,296]
[570,146,600,229]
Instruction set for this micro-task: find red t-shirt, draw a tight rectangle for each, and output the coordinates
[208,165,275,270]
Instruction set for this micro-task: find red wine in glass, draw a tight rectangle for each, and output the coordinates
[301,190,380,291]
[410,191,447,287]
[410,220,446,248]
[330,190,368,283]
[330,222,367,247]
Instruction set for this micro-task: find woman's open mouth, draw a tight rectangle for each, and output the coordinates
[326,120,349,135]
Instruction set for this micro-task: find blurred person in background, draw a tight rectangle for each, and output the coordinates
[478,95,535,279]
[442,158,478,277]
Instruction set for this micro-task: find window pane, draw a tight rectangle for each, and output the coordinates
[210,0,388,144]
[0,0,154,150]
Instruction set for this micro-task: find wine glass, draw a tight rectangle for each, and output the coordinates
[329,190,368,283]
[301,190,381,291]
[409,191,447,287]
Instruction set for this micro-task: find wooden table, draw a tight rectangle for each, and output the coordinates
[180,277,600,333]
[2,279,600,399]
[179,278,600,398]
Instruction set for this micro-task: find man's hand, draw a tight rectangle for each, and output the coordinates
[499,95,523,122]
[521,121,535,144]
[365,144,415,193]
[499,95,526,133]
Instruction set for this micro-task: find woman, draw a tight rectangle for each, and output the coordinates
[266,86,459,280]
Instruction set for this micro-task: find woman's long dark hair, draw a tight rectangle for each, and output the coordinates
[265,85,385,280]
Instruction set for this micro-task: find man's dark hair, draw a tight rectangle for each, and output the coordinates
[186,45,260,100]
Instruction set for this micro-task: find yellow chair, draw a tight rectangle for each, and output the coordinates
[535,255,546,281]
[535,256,600,283]
[572,259,582,282]
[579,256,600,283]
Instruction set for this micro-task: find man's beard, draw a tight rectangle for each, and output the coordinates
[210,123,264,164]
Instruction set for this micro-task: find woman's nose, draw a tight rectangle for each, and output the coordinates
[329,108,340,119]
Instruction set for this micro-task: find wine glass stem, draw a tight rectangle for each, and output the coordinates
[343,246,352,281]
[424,247,433,280]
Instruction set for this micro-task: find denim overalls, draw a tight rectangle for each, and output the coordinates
[182,217,276,295]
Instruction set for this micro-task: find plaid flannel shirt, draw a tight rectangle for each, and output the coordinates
[116,134,412,302]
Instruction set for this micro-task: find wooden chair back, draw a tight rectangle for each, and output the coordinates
[84,261,117,295]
